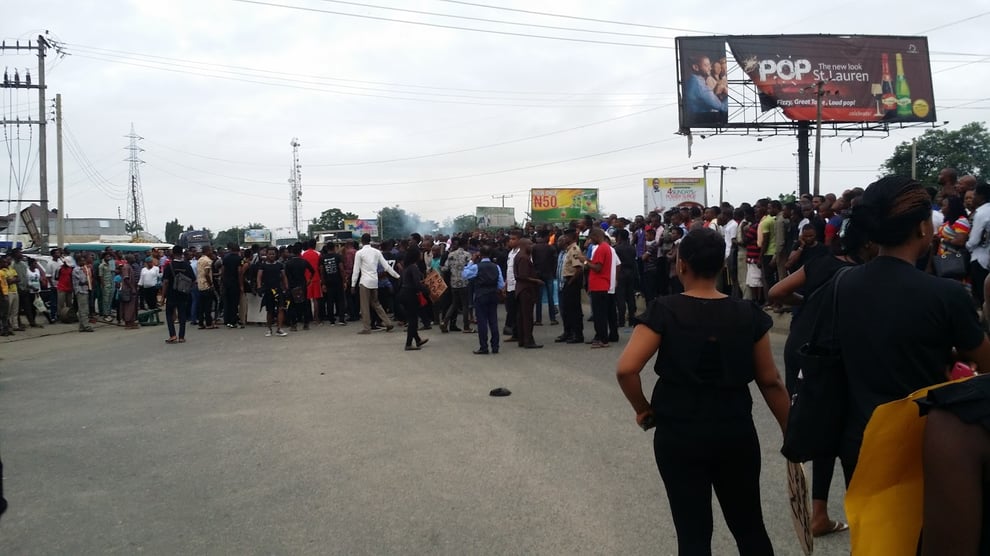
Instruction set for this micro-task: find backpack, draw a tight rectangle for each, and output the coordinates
[172,262,193,294]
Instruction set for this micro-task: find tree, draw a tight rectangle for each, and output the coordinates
[214,227,243,247]
[124,220,143,234]
[164,219,183,244]
[377,206,434,239]
[310,208,358,233]
[881,122,990,186]
[445,214,477,233]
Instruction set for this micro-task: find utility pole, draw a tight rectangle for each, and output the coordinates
[717,165,737,206]
[37,35,48,249]
[289,138,302,236]
[55,93,64,248]
[813,80,826,197]
[0,36,49,248]
[492,194,513,208]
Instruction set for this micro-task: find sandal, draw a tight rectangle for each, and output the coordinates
[178,338,186,343]
[165,338,178,344]
[813,520,849,537]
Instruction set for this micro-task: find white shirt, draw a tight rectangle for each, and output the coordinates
[608,244,619,295]
[932,209,945,232]
[505,247,519,292]
[588,244,619,294]
[722,219,738,260]
[351,244,399,289]
[967,203,990,269]
[139,266,161,288]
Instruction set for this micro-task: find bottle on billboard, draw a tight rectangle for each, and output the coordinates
[895,53,912,118]
[880,53,897,118]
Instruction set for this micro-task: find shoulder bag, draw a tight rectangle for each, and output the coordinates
[933,249,967,279]
[781,266,851,463]
[172,264,194,294]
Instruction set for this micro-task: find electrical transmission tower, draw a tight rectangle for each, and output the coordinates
[289,138,302,236]
[124,123,147,238]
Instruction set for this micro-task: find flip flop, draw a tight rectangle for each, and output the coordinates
[165,338,178,344]
[813,520,849,537]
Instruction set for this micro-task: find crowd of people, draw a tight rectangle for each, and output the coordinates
[4,170,990,553]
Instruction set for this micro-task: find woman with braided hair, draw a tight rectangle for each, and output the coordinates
[834,175,990,485]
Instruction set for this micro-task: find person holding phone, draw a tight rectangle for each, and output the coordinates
[616,227,790,555]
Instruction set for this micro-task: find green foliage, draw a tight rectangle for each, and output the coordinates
[448,214,478,233]
[214,227,243,247]
[164,218,183,244]
[778,192,797,204]
[881,122,990,186]
[309,208,358,233]
[124,220,143,234]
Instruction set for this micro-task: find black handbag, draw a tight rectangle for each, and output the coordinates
[781,267,851,463]
[934,250,967,279]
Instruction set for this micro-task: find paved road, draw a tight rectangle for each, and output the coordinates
[0,312,851,554]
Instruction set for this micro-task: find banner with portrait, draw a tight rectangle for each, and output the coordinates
[644,178,707,213]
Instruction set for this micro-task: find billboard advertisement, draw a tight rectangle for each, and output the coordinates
[644,178,707,213]
[530,188,599,224]
[476,207,515,229]
[678,35,936,127]
[243,229,272,244]
[344,219,379,238]
[677,36,729,129]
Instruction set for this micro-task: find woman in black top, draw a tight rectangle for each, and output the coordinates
[617,228,790,556]
[398,246,429,351]
[768,215,875,537]
[834,176,990,484]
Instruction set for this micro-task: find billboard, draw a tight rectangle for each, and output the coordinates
[531,188,598,224]
[344,219,379,238]
[476,207,515,229]
[644,178,707,214]
[677,36,729,129]
[243,229,272,244]
[678,35,936,127]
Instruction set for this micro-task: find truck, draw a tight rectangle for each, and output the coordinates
[178,229,212,251]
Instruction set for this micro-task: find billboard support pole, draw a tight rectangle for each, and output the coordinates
[911,138,918,180]
[813,81,825,197]
[797,122,810,197]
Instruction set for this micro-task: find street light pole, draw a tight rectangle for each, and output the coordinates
[692,163,711,205]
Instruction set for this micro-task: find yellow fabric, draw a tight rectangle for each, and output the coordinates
[845,377,969,555]
[0,268,13,296]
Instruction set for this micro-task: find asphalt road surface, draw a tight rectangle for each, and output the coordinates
[0,312,852,555]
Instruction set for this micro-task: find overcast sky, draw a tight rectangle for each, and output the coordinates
[4,0,989,238]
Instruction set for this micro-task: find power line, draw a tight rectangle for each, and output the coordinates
[917,10,990,34]
[146,136,679,189]
[313,0,673,40]
[229,0,673,49]
[66,43,668,97]
[142,105,668,168]
[71,51,669,108]
[431,0,712,33]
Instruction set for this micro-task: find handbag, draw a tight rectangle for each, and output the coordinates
[417,292,428,307]
[933,250,967,279]
[781,267,851,463]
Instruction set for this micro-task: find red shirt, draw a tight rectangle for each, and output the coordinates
[56,264,73,292]
[588,244,612,292]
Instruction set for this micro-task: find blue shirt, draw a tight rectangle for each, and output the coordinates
[556,251,566,291]
[685,73,727,114]
[462,258,504,289]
